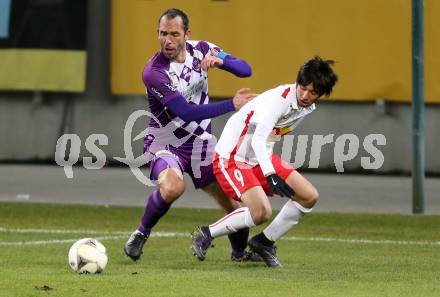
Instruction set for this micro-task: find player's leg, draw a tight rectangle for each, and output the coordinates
[124,155,185,261]
[192,155,266,261]
[250,156,318,267]
[192,158,253,261]
[202,182,259,262]
[211,186,271,235]
[248,155,315,268]
[208,186,281,268]
[286,170,319,208]
[191,186,269,261]
[261,170,318,243]
[202,182,240,213]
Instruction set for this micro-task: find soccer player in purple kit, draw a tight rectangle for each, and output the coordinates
[124,8,258,262]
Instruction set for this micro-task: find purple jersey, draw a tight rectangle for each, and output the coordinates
[142,40,222,180]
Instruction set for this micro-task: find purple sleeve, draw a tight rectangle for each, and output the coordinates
[219,55,252,77]
[166,94,235,122]
[143,68,179,104]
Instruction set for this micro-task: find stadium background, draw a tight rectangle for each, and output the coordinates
[0,0,439,174]
[1,3,439,296]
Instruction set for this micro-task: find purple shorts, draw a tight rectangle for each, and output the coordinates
[147,148,216,189]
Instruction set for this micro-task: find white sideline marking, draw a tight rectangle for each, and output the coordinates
[0,227,439,246]
[284,236,440,246]
[0,235,127,246]
[0,227,129,235]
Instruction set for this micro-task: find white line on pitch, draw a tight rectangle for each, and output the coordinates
[283,236,440,246]
[0,227,129,235]
[0,235,127,246]
[0,227,439,247]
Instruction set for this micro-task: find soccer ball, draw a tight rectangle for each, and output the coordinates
[68,238,108,274]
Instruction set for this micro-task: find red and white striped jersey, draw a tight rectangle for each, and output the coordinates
[214,83,315,175]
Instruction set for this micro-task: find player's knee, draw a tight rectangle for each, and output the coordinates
[262,207,273,222]
[310,188,319,204]
[304,187,319,208]
[160,180,185,202]
[251,205,272,225]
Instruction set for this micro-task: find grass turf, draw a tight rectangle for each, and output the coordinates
[0,202,439,297]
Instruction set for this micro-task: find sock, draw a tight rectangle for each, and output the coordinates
[138,189,171,235]
[201,226,212,237]
[252,232,274,246]
[227,227,249,254]
[208,207,255,238]
[263,200,312,242]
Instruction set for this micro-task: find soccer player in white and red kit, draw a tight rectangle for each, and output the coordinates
[192,56,338,268]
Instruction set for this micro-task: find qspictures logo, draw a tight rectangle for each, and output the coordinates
[54,110,387,186]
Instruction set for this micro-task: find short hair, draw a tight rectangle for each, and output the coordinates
[158,8,189,33]
[296,56,338,97]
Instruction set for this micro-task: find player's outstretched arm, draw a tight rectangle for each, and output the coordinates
[145,67,255,123]
[165,90,255,122]
[219,55,252,77]
[201,49,252,77]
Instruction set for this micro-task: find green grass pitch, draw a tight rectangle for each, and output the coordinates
[0,202,439,297]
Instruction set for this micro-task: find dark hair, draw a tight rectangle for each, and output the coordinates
[296,56,338,97]
[158,8,189,32]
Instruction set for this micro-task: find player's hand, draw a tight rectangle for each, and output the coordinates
[232,88,258,110]
[266,173,295,197]
[201,56,223,71]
